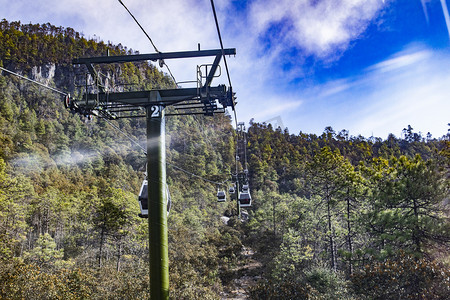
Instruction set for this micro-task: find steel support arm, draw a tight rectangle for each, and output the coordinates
[73,48,236,65]
[79,86,227,106]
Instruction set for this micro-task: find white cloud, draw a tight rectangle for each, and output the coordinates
[303,45,450,138]
[223,0,388,130]
[248,0,385,58]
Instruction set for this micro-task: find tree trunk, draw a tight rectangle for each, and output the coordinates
[273,197,276,237]
[346,193,353,276]
[327,198,336,272]
[44,207,49,234]
[99,227,105,268]
[412,198,421,254]
[116,240,122,272]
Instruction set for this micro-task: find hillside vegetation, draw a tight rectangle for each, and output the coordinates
[1,20,449,299]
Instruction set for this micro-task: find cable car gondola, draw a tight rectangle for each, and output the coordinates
[138,180,171,218]
[217,189,226,202]
[229,185,235,194]
[138,180,148,217]
[239,191,252,207]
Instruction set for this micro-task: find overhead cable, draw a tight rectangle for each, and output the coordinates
[103,118,228,187]
[210,0,232,88]
[118,0,159,53]
[209,1,238,127]
[167,163,227,187]
[209,0,240,176]
[0,66,68,96]
[117,0,177,85]
[103,118,147,152]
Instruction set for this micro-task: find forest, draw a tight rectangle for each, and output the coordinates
[0,20,449,299]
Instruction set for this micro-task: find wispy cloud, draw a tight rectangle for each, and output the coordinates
[440,0,450,40]
[356,49,450,138]
[367,49,431,73]
[10,150,100,173]
[421,0,431,24]
[300,45,450,138]
[251,99,303,120]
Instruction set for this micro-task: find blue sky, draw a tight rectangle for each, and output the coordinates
[1,0,449,139]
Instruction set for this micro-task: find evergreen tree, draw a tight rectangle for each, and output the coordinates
[306,146,352,271]
[368,155,449,257]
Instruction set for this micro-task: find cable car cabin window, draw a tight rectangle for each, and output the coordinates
[166,186,172,215]
[217,190,226,202]
[239,192,251,207]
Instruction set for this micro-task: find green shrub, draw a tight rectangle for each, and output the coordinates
[351,253,450,299]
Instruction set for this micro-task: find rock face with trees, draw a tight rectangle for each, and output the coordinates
[1,20,449,299]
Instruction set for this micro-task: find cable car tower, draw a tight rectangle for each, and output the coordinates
[66,48,236,299]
